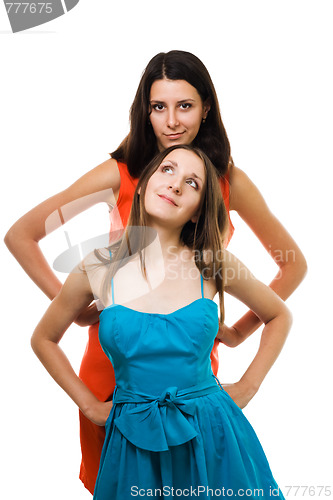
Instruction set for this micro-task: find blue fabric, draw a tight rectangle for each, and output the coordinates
[94,288,285,499]
[112,380,221,452]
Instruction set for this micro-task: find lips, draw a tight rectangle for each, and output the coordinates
[158,194,178,206]
[164,132,185,140]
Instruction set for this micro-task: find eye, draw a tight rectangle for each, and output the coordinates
[152,103,165,111]
[161,165,174,174]
[179,103,192,110]
[186,178,199,189]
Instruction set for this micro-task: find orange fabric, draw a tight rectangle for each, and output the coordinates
[219,170,235,246]
[79,162,234,494]
[78,323,115,493]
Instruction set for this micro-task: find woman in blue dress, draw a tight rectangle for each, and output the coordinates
[31,145,292,499]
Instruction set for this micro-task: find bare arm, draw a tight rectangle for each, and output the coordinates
[225,166,306,343]
[30,268,112,425]
[4,158,120,301]
[220,251,293,408]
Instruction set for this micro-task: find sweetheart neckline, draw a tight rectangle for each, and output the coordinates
[100,297,218,318]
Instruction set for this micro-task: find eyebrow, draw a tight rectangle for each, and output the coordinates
[150,99,196,104]
[162,159,203,183]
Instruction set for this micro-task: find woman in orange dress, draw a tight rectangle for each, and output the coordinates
[4,50,307,495]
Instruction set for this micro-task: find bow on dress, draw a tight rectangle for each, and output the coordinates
[111,380,222,452]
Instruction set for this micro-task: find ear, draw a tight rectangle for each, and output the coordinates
[203,98,211,120]
[190,213,199,223]
[137,187,141,195]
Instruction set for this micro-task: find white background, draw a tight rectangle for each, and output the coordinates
[1,1,332,499]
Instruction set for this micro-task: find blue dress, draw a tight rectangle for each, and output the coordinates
[94,274,285,499]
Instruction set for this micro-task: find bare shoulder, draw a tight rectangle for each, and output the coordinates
[63,157,121,204]
[228,165,266,213]
[61,262,94,303]
[79,248,110,302]
[229,165,248,192]
[222,249,255,290]
[90,157,121,190]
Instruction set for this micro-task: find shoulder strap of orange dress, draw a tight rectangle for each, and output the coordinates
[219,170,234,247]
[108,161,139,240]
[115,161,139,226]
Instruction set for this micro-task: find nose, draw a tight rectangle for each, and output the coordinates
[166,108,179,129]
[168,178,181,194]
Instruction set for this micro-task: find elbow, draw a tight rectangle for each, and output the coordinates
[265,302,293,338]
[286,305,293,331]
[4,220,40,255]
[291,249,308,283]
[280,303,293,338]
[30,331,38,355]
[4,225,17,253]
[279,250,308,288]
[298,253,308,282]
[31,329,42,357]
[224,327,246,348]
[4,223,27,255]
[230,328,246,348]
[220,338,239,349]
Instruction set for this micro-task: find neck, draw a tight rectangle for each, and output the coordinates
[144,222,185,262]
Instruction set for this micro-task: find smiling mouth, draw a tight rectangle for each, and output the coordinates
[164,132,185,140]
[158,194,178,206]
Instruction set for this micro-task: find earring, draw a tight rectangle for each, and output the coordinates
[202,118,206,124]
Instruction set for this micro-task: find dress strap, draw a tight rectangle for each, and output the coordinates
[109,249,115,305]
[213,375,224,391]
[200,273,204,299]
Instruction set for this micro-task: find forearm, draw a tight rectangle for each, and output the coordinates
[239,311,292,392]
[229,258,306,344]
[30,271,99,415]
[31,336,99,416]
[5,231,62,300]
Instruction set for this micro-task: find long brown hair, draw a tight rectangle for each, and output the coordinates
[111,50,233,179]
[96,145,228,323]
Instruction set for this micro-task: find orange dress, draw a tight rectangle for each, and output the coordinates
[78,161,234,494]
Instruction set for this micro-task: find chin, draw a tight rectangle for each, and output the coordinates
[162,137,187,149]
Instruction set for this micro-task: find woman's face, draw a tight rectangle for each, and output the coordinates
[149,79,210,152]
[144,148,206,229]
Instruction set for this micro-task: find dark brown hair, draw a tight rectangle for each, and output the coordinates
[97,145,228,322]
[111,50,233,179]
